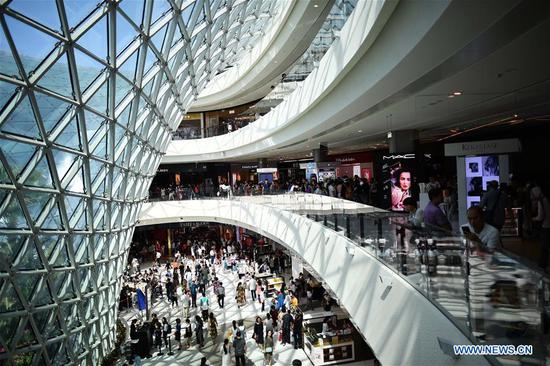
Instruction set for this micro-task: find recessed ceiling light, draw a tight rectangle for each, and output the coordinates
[447,94,455,98]
[313,4,319,7]
[358,130,362,133]
[452,91,462,96]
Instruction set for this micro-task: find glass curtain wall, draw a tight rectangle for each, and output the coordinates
[0,0,281,364]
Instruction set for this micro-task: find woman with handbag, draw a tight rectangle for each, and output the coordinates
[264,330,274,366]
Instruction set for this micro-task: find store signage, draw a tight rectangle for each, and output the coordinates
[444,138,521,156]
[157,168,168,173]
[382,154,415,160]
[241,164,258,169]
[257,167,277,173]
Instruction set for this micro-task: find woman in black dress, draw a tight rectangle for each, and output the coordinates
[253,316,264,345]
[195,315,204,348]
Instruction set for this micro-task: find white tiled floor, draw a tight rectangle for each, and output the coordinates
[119,264,313,365]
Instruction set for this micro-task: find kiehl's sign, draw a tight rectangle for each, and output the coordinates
[444,138,521,156]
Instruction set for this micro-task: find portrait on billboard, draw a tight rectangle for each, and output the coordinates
[390,165,412,211]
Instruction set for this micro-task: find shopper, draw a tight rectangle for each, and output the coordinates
[181,290,190,319]
[264,330,274,366]
[248,276,257,301]
[208,312,218,340]
[236,282,246,308]
[480,180,508,230]
[216,283,225,308]
[293,310,303,349]
[174,318,182,350]
[195,315,204,348]
[233,331,247,366]
[423,188,452,232]
[162,317,170,348]
[403,197,424,227]
[184,318,193,348]
[221,338,231,366]
[465,206,500,252]
[253,316,264,345]
[199,292,210,320]
[281,309,293,345]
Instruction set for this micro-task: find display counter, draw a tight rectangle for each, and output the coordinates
[305,330,355,365]
[266,276,284,295]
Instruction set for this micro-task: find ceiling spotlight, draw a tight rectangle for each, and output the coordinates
[447,94,455,98]
[452,91,462,96]
[387,131,392,139]
[313,4,319,7]
[513,114,518,118]
[358,130,362,133]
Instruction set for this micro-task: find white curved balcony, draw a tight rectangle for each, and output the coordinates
[138,198,490,366]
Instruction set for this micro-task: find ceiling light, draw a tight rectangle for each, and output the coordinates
[387,131,392,139]
[358,130,362,133]
[447,94,455,98]
[452,91,462,96]
[313,4,319,7]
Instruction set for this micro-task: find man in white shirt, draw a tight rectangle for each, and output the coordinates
[248,276,257,301]
[464,206,500,252]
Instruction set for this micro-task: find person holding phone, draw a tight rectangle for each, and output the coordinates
[463,206,500,252]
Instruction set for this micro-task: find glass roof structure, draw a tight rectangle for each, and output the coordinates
[0,0,283,364]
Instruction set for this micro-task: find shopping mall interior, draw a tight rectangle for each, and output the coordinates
[0,0,550,365]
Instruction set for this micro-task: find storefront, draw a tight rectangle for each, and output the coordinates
[231,163,259,184]
[152,163,230,189]
[329,151,375,181]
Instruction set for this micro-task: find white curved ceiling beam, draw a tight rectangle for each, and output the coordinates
[188,0,334,111]
[138,199,491,366]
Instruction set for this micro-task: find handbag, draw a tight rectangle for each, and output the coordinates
[265,347,273,353]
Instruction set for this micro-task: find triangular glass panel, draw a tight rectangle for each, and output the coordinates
[116,101,132,129]
[150,23,168,53]
[118,48,138,81]
[51,340,69,364]
[50,239,70,267]
[73,49,105,94]
[71,235,88,264]
[56,272,76,301]
[0,139,37,178]
[30,278,53,307]
[88,158,104,184]
[0,312,20,348]
[119,0,144,29]
[36,53,74,98]
[143,46,158,75]
[41,201,64,230]
[91,124,109,160]
[8,0,61,33]
[22,190,51,224]
[51,148,79,180]
[14,316,39,349]
[34,309,60,340]
[64,195,82,221]
[0,29,21,78]
[76,15,108,61]
[152,0,171,23]
[63,0,100,29]
[181,3,195,26]
[83,109,105,141]
[54,113,81,150]
[38,235,59,261]
[0,81,18,113]
[0,194,28,229]
[86,80,109,115]
[142,77,154,98]
[64,165,85,194]
[13,273,40,306]
[116,10,139,56]
[0,280,24,312]
[0,234,26,271]
[0,95,41,139]
[4,15,58,75]
[23,155,54,189]
[115,74,133,107]
[13,238,43,271]
[34,92,73,134]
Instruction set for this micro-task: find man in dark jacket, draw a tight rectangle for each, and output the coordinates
[233,331,246,366]
[282,309,293,345]
[293,311,304,349]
